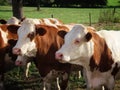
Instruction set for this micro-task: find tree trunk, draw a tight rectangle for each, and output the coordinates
[12,0,23,19]
[37,0,40,11]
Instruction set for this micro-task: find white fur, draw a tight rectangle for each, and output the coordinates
[7,17,20,24]
[0,28,8,45]
[97,30,120,66]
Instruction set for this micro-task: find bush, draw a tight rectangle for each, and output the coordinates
[98,8,120,23]
[0,0,9,5]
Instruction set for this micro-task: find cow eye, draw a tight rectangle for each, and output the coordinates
[74,39,80,44]
[27,32,35,41]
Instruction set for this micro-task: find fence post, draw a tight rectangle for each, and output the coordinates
[89,13,92,26]
[51,14,54,18]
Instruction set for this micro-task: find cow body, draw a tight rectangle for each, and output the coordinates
[55,24,120,90]
[11,19,74,90]
[0,24,19,89]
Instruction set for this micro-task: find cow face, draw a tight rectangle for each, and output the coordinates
[12,19,46,57]
[12,21,37,56]
[55,24,94,65]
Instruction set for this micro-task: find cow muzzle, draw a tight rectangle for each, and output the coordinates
[12,48,21,55]
[15,60,23,66]
[55,52,63,60]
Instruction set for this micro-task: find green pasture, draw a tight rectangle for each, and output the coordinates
[107,0,120,6]
[0,6,120,24]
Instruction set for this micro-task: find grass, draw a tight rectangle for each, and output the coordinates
[0,6,120,24]
[107,0,120,6]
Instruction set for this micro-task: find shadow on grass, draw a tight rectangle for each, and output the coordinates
[0,10,12,12]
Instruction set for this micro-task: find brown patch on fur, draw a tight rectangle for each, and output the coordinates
[27,32,35,41]
[0,25,18,40]
[40,19,46,25]
[89,31,114,72]
[34,25,67,55]
[57,25,69,31]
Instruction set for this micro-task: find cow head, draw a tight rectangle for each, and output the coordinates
[55,24,94,65]
[12,19,46,57]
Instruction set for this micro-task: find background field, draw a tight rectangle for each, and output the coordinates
[0,6,120,23]
[107,0,120,6]
[0,5,120,90]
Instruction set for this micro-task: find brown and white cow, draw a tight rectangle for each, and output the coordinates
[9,18,74,90]
[55,24,120,90]
[0,24,19,89]
[5,17,64,78]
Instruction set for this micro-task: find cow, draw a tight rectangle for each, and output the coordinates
[0,24,19,89]
[3,17,64,79]
[7,18,75,90]
[14,17,64,78]
[55,24,120,90]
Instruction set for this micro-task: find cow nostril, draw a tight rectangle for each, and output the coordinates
[59,54,63,58]
[13,48,21,55]
[56,53,63,60]
[19,61,22,65]
[15,61,22,66]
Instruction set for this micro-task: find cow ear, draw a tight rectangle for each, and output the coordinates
[58,30,67,39]
[85,32,92,41]
[0,19,7,24]
[7,25,20,34]
[35,26,46,36]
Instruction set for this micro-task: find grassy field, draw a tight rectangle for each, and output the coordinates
[0,6,120,24]
[107,0,120,6]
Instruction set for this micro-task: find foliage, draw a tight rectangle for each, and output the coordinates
[98,8,120,23]
[23,0,37,6]
[22,0,108,7]
[107,0,120,7]
[0,0,9,5]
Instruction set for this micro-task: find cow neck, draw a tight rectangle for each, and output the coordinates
[89,32,114,72]
[34,28,62,55]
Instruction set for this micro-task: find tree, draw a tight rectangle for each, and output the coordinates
[37,0,40,11]
[12,0,24,19]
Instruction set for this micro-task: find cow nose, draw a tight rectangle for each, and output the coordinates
[15,61,22,66]
[12,48,21,55]
[55,52,63,60]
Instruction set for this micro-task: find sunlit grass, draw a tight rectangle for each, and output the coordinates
[107,0,120,6]
[0,6,120,24]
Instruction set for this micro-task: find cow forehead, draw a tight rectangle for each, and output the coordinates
[18,18,41,35]
[65,24,87,41]
[18,22,35,37]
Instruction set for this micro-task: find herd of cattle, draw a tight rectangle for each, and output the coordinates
[0,17,120,90]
